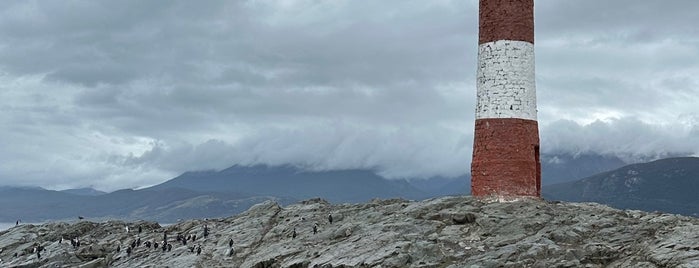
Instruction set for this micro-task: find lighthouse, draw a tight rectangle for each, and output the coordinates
[471,0,541,198]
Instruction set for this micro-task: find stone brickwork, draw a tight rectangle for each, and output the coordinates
[479,0,534,44]
[472,0,540,198]
[471,118,540,197]
[476,40,536,120]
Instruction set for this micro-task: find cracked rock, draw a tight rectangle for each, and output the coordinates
[1,196,698,267]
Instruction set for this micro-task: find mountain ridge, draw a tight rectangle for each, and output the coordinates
[1,155,695,223]
[544,157,699,217]
[60,187,107,196]
[148,164,428,203]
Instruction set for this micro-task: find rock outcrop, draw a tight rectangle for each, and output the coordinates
[1,196,698,267]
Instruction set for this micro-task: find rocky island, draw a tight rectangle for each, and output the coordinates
[1,196,698,267]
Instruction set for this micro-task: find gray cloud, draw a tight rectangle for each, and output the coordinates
[533,0,699,161]
[0,1,697,191]
[536,1,699,40]
[541,117,699,162]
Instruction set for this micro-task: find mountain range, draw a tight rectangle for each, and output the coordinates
[59,187,107,196]
[150,165,426,203]
[0,165,427,222]
[1,154,696,222]
[0,185,278,223]
[543,157,699,217]
[540,153,627,185]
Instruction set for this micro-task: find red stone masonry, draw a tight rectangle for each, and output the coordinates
[471,119,540,197]
[479,0,534,44]
[472,0,540,198]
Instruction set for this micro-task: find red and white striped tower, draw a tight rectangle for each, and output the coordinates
[471,0,541,198]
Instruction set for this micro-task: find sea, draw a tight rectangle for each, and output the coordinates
[0,222,174,232]
[1,222,54,231]
[0,222,20,231]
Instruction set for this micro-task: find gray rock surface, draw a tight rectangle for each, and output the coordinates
[1,196,698,267]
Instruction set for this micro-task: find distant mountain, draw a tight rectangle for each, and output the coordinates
[407,175,470,197]
[88,188,283,222]
[0,186,280,223]
[148,164,427,203]
[541,153,627,185]
[60,187,107,196]
[406,175,469,197]
[0,186,87,222]
[2,154,675,222]
[405,153,627,196]
[436,176,471,195]
[544,157,699,217]
[0,165,428,222]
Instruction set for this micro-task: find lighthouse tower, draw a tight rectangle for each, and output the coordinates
[471,0,541,198]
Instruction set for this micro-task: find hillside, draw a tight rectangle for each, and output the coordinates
[0,165,426,222]
[0,186,282,223]
[1,197,698,267]
[1,156,691,223]
[149,164,427,203]
[544,157,699,217]
[541,153,627,185]
[60,188,107,196]
[406,153,630,196]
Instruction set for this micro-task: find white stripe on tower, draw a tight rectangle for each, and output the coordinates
[471,0,541,198]
[476,40,536,120]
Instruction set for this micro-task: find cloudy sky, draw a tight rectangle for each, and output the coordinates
[1,0,697,191]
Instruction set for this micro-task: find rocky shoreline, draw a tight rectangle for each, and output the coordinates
[1,196,698,267]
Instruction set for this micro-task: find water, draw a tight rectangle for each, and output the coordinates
[0,222,19,231]
[0,222,46,231]
[1,222,175,232]
[0,221,174,232]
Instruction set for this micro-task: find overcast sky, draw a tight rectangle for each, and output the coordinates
[1,0,697,191]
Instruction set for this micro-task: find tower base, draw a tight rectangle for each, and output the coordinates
[471,118,541,197]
